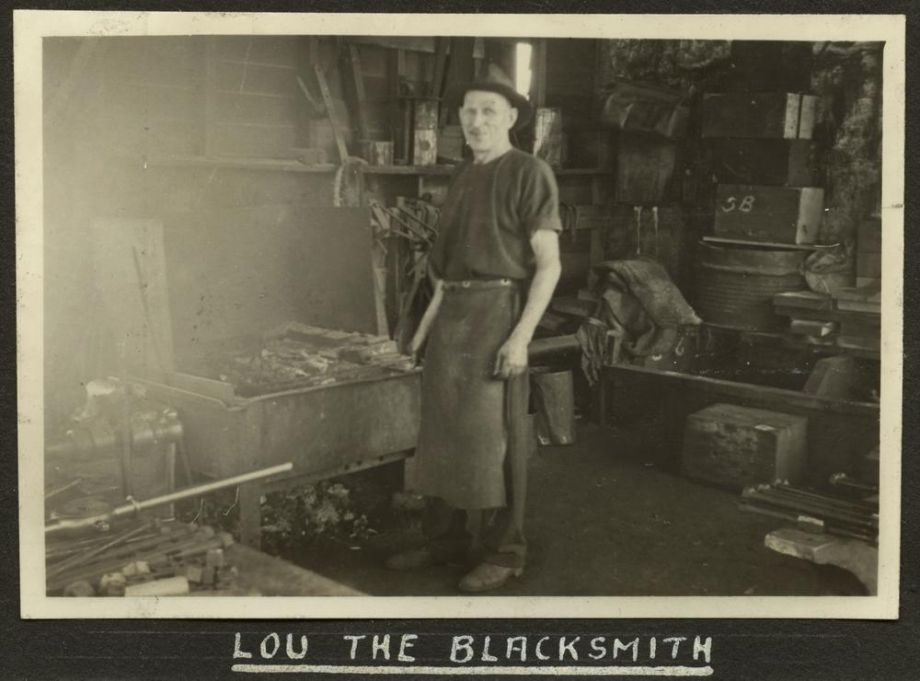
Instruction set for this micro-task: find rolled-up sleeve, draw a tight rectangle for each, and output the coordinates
[519,159,563,235]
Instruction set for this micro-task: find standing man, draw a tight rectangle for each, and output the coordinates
[386,64,562,593]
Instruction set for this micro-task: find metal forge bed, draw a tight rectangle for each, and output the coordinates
[135,324,421,548]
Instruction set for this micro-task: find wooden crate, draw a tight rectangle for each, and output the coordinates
[713,184,824,245]
[682,403,808,490]
[709,138,818,186]
[702,93,817,140]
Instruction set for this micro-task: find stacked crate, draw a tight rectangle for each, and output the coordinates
[702,92,824,247]
[696,44,823,331]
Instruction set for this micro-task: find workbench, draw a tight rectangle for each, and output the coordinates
[136,369,422,550]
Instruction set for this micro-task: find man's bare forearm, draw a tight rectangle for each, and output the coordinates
[509,259,561,346]
[410,277,444,352]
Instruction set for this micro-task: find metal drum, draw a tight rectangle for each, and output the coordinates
[531,368,576,446]
[696,241,807,331]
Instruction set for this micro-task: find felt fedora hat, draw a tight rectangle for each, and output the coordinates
[448,62,533,129]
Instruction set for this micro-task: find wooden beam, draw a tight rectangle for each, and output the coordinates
[314,64,350,164]
[203,37,219,156]
[345,43,370,140]
[531,39,547,107]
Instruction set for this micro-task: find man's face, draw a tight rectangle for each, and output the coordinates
[459,90,518,154]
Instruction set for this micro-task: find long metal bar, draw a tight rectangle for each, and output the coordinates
[45,462,293,536]
[745,492,878,528]
[771,485,878,513]
[753,488,878,522]
[744,493,875,525]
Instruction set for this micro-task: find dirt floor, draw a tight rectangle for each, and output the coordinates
[288,422,866,597]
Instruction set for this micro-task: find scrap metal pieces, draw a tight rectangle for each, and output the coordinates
[215,324,415,396]
[47,519,238,597]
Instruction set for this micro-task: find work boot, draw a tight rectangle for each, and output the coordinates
[457,562,523,593]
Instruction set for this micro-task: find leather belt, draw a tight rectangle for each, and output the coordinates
[442,278,514,291]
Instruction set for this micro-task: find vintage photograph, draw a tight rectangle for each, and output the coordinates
[16,12,903,619]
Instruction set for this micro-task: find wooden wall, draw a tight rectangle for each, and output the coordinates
[41,35,443,427]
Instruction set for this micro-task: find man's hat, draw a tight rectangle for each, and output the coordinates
[448,62,533,130]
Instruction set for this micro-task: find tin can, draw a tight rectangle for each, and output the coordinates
[360,140,394,166]
[533,107,566,168]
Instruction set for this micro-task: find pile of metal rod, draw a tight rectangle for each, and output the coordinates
[740,482,879,545]
[46,519,237,596]
[45,463,294,596]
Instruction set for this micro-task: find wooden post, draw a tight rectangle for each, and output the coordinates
[344,43,371,141]
[203,37,219,156]
[387,49,406,163]
[531,39,547,108]
[238,481,263,549]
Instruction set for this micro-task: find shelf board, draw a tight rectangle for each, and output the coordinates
[143,155,338,174]
[554,167,613,176]
[143,156,614,179]
[702,322,879,360]
[702,236,831,251]
[364,165,612,177]
[362,165,456,176]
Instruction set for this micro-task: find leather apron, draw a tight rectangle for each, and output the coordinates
[409,278,530,522]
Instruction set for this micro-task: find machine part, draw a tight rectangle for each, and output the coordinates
[46,391,184,460]
[45,462,293,536]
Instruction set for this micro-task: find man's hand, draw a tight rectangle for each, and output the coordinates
[494,335,529,379]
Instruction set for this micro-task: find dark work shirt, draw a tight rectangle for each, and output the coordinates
[429,148,562,281]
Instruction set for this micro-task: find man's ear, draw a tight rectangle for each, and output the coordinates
[508,107,519,129]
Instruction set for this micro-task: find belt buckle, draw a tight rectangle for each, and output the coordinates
[461,281,471,288]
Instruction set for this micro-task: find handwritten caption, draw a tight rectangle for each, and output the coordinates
[231,633,714,676]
